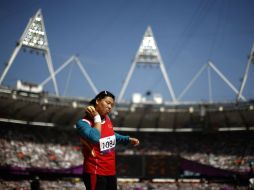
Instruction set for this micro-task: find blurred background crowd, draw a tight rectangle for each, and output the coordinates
[1,122,253,189]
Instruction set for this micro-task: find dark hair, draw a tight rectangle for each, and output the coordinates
[89,90,115,105]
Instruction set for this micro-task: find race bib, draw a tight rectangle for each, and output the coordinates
[99,135,116,153]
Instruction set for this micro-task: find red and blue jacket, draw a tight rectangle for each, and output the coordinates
[76,115,129,175]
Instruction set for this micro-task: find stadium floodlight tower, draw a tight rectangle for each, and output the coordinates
[237,42,254,102]
[118,26,177,104]
[0,9,59,96]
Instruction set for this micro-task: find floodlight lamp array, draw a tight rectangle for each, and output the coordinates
[137,35,160,64]
[140,36,157,55]
[22,15,47,50]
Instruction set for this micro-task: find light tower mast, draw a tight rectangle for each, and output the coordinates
[118,26,176,103]
[0,9,59,96]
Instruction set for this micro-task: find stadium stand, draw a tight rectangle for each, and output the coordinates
[0,86,254,189]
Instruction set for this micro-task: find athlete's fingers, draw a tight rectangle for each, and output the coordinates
[135,139,140,146]
[86,106,94,113]
[89,106,96,112]
[86,106,99,118]
[85,106,93,116]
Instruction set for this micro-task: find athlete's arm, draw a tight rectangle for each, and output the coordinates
[115,132,130,145]
[115,132,140,146]
[76,119,100,143]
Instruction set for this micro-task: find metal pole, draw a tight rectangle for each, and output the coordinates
[45,49,59,96]
[178,63,207,100]
[40,55,75,86]
[118,59,136,102]
[209,61,246,101]
[208,65,212,103]
[237,43,254,101]
[75,57,98,95]
[0,43,22,84]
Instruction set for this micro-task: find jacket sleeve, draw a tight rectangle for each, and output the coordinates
[76,119,100,143]
[115,132,130,145]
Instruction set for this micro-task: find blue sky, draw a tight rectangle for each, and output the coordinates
[0,0,254,103]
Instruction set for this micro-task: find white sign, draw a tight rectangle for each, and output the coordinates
[99,135,116,153]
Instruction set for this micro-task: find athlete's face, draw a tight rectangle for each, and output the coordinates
[95,96,115,116]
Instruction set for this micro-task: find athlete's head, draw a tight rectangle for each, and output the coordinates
[90,91,115,116]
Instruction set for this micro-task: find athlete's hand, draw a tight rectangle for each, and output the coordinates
[85,106,99,118]
[129,137,140,146]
